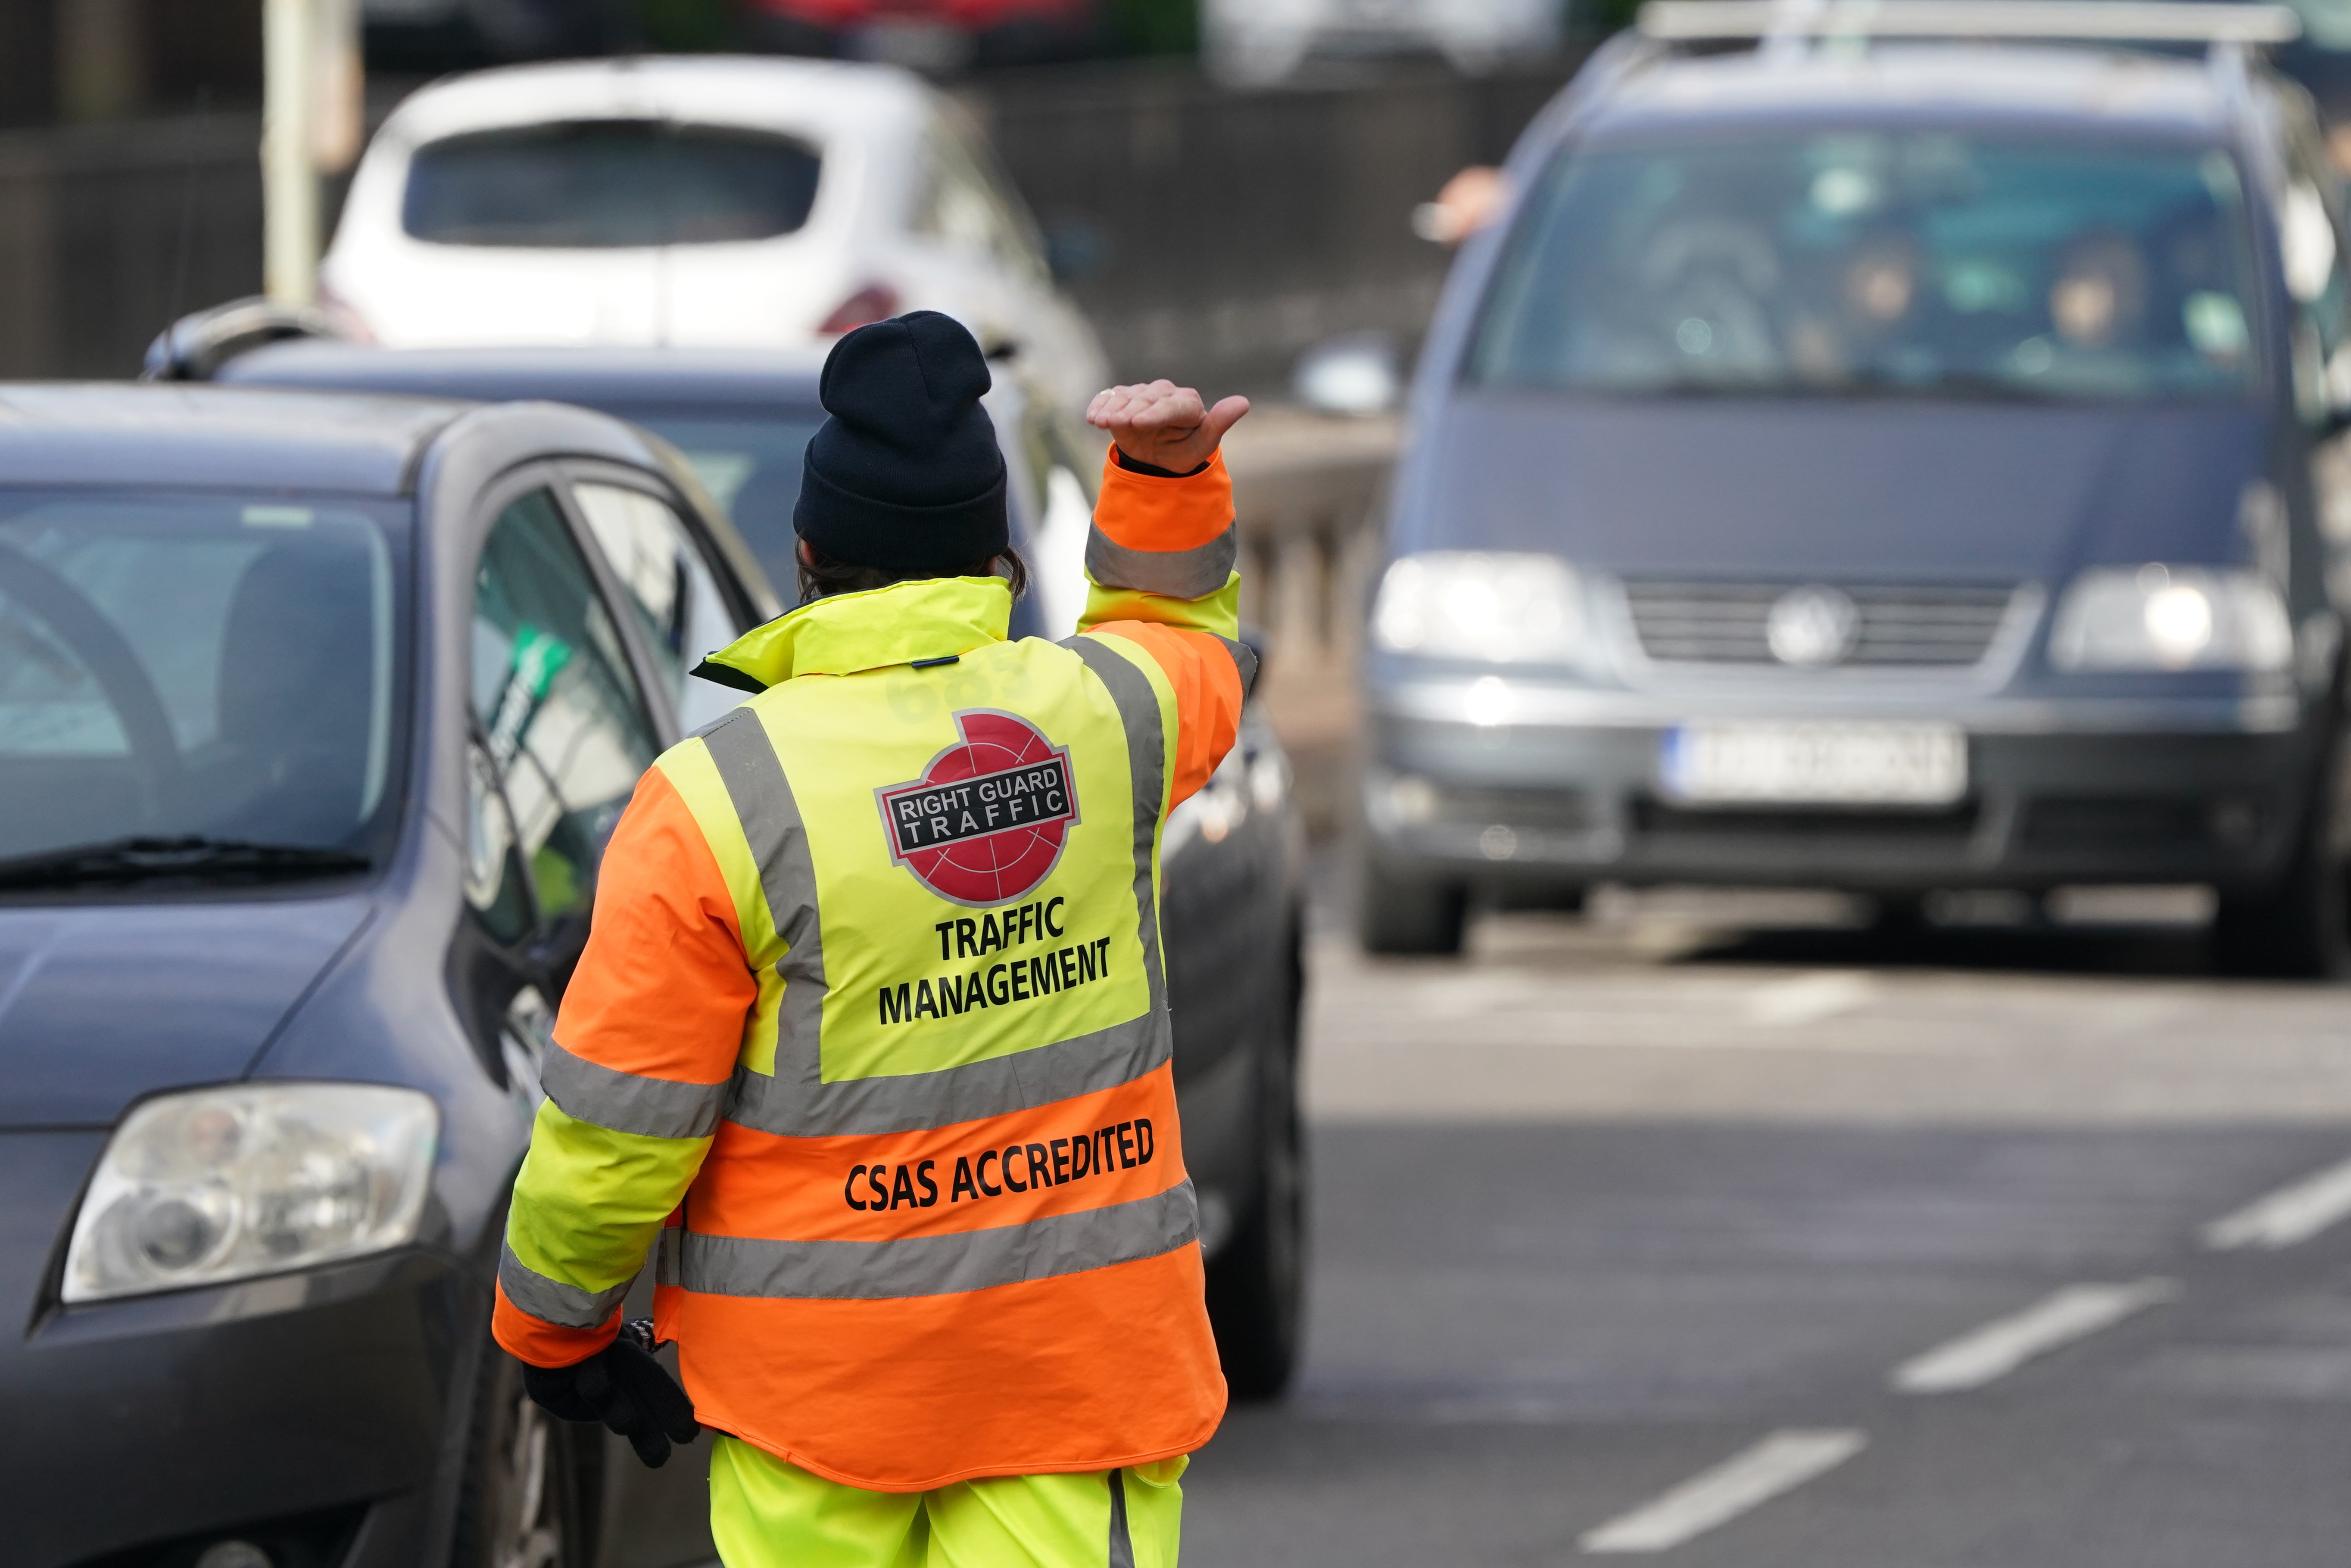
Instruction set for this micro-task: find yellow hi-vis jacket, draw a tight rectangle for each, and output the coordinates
[493,450,1253,1492]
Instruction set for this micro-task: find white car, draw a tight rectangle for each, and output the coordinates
[319,55,1109,416]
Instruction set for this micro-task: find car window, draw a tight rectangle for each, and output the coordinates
[471,489,658,932]
[1475,132,2264,404]
[571,479,744,732]
[0,492,399,867]
[915,117,1048,283]
[404,121,823,248]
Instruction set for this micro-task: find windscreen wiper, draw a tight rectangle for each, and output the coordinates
[0,835,372,890]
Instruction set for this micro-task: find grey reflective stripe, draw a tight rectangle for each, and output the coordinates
[727,1009,1166,1139]
[1212,633,1260,698]
[1061,635,1173,1029]
[499,1241,633,1329]
[1108,1470,1135,1568]
[698,656,1174,1139]
[661,1180,1197,1301]
[1086,522,1237,602]
[539,1040,730,1139]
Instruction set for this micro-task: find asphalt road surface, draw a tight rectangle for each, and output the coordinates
[1181,889,2351,1567]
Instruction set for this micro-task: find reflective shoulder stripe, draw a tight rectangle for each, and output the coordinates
[1086,521,1238,602]
[656,730,783,968]
[660,1179,1198,1301]
[540,1039,730,1140]
[499,1240,634,1329]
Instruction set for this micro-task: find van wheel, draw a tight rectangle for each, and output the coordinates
[1357,855,1466,955]
[2214,716,2351,979]
[452,1345,599,1568]
[1207,930,1306,1400]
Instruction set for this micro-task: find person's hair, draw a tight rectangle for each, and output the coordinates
[796,544,1030,605]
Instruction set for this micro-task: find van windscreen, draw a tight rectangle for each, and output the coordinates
[1472,134,2269,403]
[403,121,823,248]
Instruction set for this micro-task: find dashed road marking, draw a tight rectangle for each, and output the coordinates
[1744,971,1877,1027]
[1892,1279,2179,1394]
[2201,1154,2351,1251]
[1579,1428,1867,1554]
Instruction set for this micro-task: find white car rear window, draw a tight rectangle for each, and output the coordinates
[402,121,823,248]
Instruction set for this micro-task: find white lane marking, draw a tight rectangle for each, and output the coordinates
[2201,1154,2351,1251]
[1744,971,1877,1027]
[1891,1279,2179,1394]
[1581,1429,1866,1553]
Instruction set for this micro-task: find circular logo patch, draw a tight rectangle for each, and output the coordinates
[875,710,1080,907]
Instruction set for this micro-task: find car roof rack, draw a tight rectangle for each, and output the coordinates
[1637,0,2301,44]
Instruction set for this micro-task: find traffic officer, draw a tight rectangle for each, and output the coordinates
[492,308,1253,1568]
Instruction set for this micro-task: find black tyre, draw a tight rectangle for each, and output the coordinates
[1206,928,1307,1401]
[2212,828,2350,978]
[451,1346,600,1568]
[1357,853,1467,955]
[2214,712,2351,980]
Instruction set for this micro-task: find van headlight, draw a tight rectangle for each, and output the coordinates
[63,1084,438,1304]
[2049,566,2292,672]
[1371,551,1588,663]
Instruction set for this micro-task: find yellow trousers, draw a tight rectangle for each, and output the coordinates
[708,1435,1187,1568]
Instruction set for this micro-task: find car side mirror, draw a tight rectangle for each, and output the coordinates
[1294,332,1402,417]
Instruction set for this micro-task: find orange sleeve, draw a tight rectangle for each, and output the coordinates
[555,765,756,1086]
[1089,621,1244,809]
[1092,449,1235,552]
[494,1283,619,1368]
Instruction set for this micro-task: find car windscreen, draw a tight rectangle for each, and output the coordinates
[615,409,822,593]
[1471,131,2264,403]
[402,121,823,247]
[0,492,405,886]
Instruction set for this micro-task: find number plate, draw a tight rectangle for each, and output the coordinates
[1659,722,1967,806]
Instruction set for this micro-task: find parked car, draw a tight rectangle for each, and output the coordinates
[1363,3,2351,976]
[0,384,763,1568]
[317,55,1109,418]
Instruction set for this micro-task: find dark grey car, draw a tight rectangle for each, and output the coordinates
[1364,23,2351,975]
[0,374,1302,1568]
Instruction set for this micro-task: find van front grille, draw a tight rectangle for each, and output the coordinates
[1623,581,2018,667]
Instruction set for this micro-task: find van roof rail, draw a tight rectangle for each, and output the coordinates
[1636,0,2301,44]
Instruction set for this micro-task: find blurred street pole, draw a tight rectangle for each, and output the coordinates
[262,0,362,304]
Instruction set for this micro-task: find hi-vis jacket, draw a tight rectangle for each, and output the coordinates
[492,450,1253,1492]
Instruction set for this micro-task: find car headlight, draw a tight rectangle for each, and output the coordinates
[63,1083,438,1304]
[2049,566,2292,673]
[1371,551,1587,663]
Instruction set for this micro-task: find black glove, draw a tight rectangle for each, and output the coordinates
[522,1320,700,1468]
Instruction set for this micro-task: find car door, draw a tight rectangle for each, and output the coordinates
[454,469,726,1567]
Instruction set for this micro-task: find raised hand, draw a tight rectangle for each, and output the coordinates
[1086,380,1250,474]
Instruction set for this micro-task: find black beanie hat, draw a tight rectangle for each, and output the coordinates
[792,311,1009,575]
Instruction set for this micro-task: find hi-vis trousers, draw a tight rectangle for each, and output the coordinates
[709,1435,1186,1568]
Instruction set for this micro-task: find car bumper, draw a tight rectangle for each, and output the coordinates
[1364,680,2320,895]
[4,1132,482,1568]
